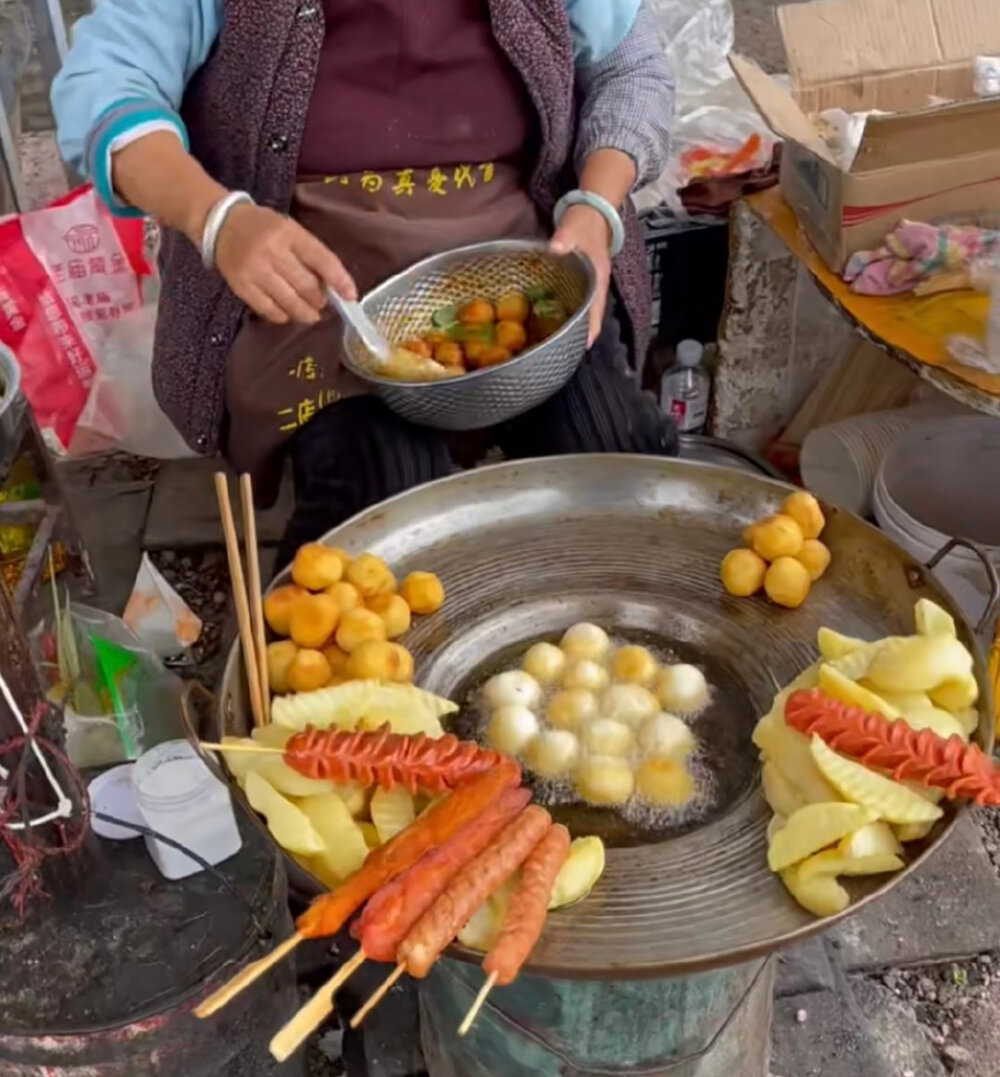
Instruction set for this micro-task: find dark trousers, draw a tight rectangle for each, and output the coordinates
[278,316,678,568]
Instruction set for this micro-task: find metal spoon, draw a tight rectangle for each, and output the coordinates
[327,286,391,367]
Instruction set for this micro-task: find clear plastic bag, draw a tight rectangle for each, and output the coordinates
[636,0,775,213]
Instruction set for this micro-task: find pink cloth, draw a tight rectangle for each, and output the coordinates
[844,220,999,295]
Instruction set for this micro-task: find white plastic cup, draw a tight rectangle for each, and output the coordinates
[132,740,242,880]
[88,764,143,841]
[800,405,963,516]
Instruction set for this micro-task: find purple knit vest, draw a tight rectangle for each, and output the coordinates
[156,0,651,453]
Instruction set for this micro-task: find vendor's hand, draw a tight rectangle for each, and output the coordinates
[550,204,613,347]
[215,203,357,325]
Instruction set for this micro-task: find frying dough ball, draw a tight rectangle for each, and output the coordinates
[781,491,826,540]
[764,557,811,610]
[400,572,446,614]
[366,594,412,639]
[796,539,832,582]
[611,645,658,686]
[266,640,298,694]
[547,689,598,731]
[574,756,635,806]
[601,684,659,726]
[487,705,540,757]
[321,644,349,677]
[326,581,363,614]
[292,543,346,591]
[750,515,804,561]
[563,659,610,693]
[346,553,396,598]
[635,759,696,806]
[482,670,543,712]
[581,718,634,758]
[720,548,767,598]
[560,623,611,663]
[524,730,581,780]
[344,640,413,683]
[638,713,695,763]
[496,292,530,324]
[654,665,709,714]
[264,584,308,637]
[522,642,567,686]
[336,608,388,653]
[289,593,340,649]
[286,649,333,694]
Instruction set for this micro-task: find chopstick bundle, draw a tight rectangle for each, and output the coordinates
[214,471,268,728]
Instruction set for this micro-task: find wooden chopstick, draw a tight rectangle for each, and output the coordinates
[240,473,270,724]
[214,472,266,729]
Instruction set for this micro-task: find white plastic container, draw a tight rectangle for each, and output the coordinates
[132,740,242,880]
[873,417,1000,629]
[800,403,966,516]
[660,340,710,433]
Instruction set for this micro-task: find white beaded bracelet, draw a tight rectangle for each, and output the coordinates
[200,190,254,270]
[553,190,626,258]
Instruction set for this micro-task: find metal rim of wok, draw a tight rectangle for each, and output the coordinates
[218,455,994,979]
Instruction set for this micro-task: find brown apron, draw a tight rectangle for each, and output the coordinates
[223,163,545,491]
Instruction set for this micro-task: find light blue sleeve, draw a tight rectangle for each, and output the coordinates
[564,0,643,66]
[51,0,222,214]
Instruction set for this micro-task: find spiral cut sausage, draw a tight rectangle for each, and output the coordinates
[785,689,1000,805]
[296,763,521,940]
[354,787,533,962]
[398,805,553,978]
[284,726,510,793]
[483,823,571,986]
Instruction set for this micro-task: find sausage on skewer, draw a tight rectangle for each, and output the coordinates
[297,762,520,940]
[398,805,553,978]
[354,786,532,961]
[483,823,571,985]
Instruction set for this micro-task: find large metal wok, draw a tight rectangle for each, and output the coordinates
[218,455,994,978]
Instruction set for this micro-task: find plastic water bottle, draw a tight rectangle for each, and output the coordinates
[660,339,711,433]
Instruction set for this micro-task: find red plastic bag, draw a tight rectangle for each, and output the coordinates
[0,186,150,451]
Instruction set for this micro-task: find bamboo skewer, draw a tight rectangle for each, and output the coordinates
[215,472,266,729]
[195,933,304,1018]
[457,971,498,1037]
[201,741,280,755]
[350,962,406,1029]
[270,951,367,1062]
[240,473,270,725]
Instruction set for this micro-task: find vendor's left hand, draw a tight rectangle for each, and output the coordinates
[550,204,612,348]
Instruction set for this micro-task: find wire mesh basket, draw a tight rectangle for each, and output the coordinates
[342,240,596,430]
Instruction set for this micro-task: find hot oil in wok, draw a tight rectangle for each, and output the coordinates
[451,630,760,849]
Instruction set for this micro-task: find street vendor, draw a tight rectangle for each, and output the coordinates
[52,0,677,563]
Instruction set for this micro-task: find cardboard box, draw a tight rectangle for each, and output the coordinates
[731,0,1000,271]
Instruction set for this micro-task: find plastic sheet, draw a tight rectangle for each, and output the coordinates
[636,0,775,213]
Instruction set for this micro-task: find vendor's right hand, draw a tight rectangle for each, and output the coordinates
[214,203,357,325]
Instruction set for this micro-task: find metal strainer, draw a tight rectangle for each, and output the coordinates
[341,240,596,430]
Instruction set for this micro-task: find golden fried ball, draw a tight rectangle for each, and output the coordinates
[286,649,333,694]
[345,640,414,683]
[335,607,388,653]
[289,593,340,649]
[400,572,445,615]
[321,644,350,676]
[263,584,308,637]
[611,645,658,685]
[547,689,598,730]
[521,642,567,686]
[635,759,696,806]
[266,640,298,694]
[574,756,635,806]
[496,292,530,324]
[458,298,495,326]
[560,623,611,663]
[496,320,528,354]
[326,581,363,614]
[750,515,804,561]
[292,544,345,591]
[781,491,826,540]
[796,539,832,582]
[346,553,396,598]
[764,557,812,609]
[563,659,610,694]
[720,548,768,597]
[366,593,412,639]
